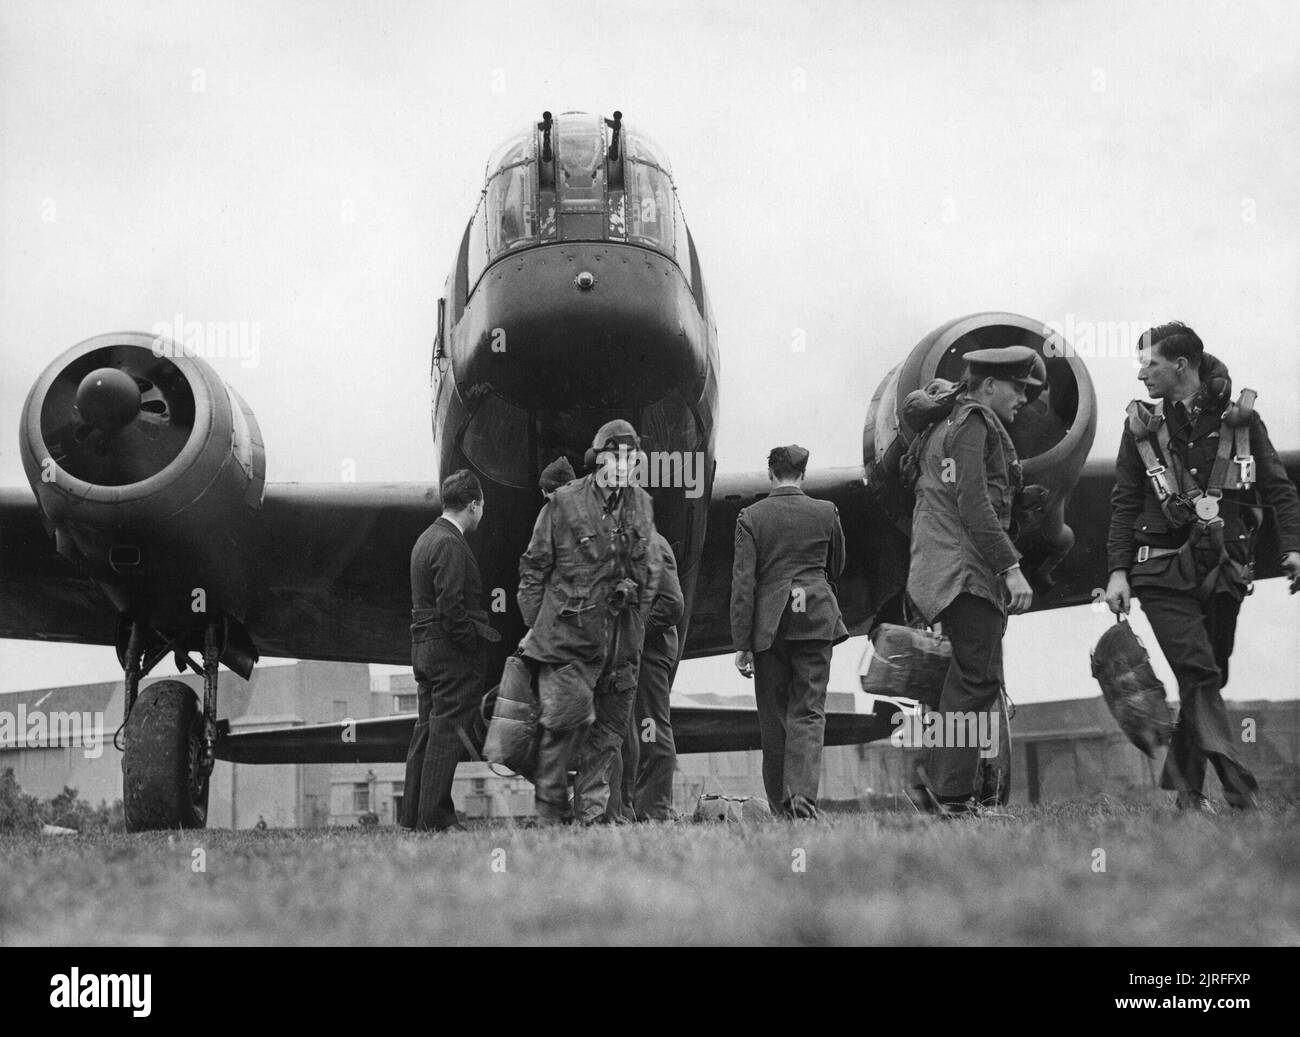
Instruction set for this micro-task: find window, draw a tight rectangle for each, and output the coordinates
[353,783,370,813]
[486,133,531,179]
[624,129,672,176]
[393,694,417,714]
[472,778,487,796]
[487,164,536,259]
[627,161,674,255]
[556,115,606,212]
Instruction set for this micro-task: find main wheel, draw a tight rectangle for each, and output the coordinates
[122,680,210,831]
[974,697,1013,806]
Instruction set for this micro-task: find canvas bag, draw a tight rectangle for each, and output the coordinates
[482,653,541,779]
[861,622,952,709]
[1089,615,1173,757]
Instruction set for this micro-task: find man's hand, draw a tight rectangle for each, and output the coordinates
[1003,567,1034,615]
[1105,569,1131,615]
[734,650,754,679]
[1283,551,1300,594]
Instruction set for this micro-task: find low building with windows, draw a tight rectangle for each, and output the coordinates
[0,660,373,827]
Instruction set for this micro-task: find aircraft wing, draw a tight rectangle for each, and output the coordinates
[681,450,1300,659]
[214,693,896,763]
[5,451,1296,665]
[0,482,439,664]
[0,486,118,649]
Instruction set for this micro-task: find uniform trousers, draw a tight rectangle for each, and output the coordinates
[753,636,833,810]
[1137,587,1257,804]
[924,593,1005,800]
[402,637,485,830]
[610,639,677,820]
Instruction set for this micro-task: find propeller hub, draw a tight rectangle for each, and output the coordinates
[75,367,141,432]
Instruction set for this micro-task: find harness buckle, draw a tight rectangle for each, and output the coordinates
[1234,455,1255,485]
[1145,465,1171,500]
[1194,493,1221,521]
[1136,545,1150,563]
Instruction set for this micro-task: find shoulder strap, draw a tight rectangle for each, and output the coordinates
[940,399,982,459]
[1152,408,1197,498]
[1209,389,1257,492]
[1126,400,1197,525]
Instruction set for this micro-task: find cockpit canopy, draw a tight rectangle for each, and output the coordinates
[465,111,692,293]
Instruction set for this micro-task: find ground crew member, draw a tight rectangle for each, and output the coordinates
[517,420,661,825]
[731,444,847,819]
[403,469,500,831]
[615,530,685,821]
[907,346,1039,816]
[1104,322,1300,811]
[539,456,576,499]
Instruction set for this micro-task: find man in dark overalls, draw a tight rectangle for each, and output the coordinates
[1105,322,1300,811]
[517,420,663,825]
[907,347,1039,816]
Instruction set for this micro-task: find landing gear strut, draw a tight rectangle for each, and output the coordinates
[121,618,222,832]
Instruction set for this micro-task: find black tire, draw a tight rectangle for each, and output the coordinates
[974,698,1013,806]
[122,680,210,831]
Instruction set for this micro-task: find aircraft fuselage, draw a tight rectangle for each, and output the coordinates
[430,112,719,675]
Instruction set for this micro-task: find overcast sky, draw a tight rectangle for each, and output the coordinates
[2,0,1297,703]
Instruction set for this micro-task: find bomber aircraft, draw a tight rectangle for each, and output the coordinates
[3,110,1297,829]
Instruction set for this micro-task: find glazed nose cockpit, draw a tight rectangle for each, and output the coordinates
[447,110,712,432]
[465,110,698,294]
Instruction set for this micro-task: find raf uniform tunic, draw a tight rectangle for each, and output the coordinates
[906,397,1021,801]
[907,398,1021,623]
[730,484,848,811]
[1106,370,1300,804]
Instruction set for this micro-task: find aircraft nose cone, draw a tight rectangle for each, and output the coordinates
[75,367,141,432]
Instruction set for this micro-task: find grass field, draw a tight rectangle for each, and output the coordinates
[1,797,1297,946]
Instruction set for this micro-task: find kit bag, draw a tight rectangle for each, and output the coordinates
[482,653,541,780]
[861,622,952,709]
[1089,615,1173,757]
[693,792,772,823]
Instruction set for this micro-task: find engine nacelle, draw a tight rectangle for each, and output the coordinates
[862,312,1096,602]
[19,332,266,628]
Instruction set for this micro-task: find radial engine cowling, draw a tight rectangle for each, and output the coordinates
[862,312,1097,603]
[19,332,266,627]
